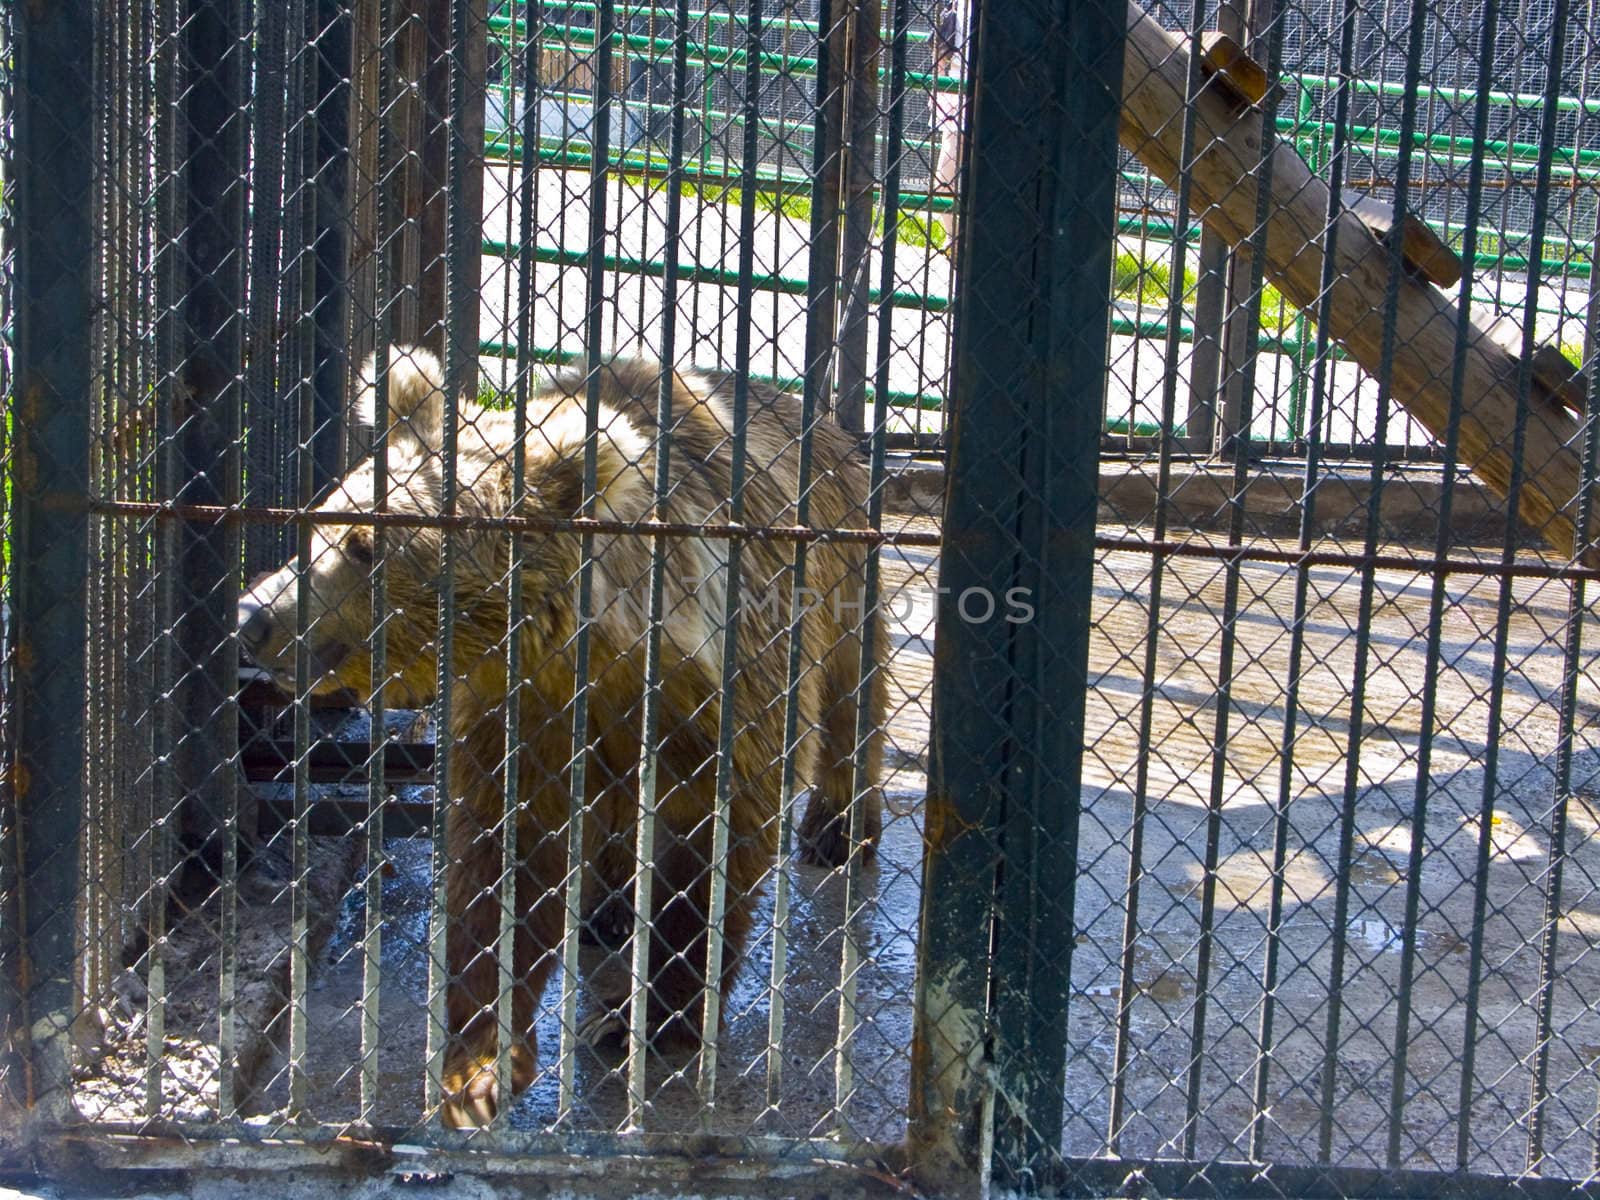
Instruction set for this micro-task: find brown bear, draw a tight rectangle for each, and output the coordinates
[237,347,884,1126]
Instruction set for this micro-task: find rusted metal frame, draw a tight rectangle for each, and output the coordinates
[7,0,97,1129]
[910,0,1122,1188]
[60,1122,909,1180]
[48,1125,1600,1200]
[93,493,1600,581]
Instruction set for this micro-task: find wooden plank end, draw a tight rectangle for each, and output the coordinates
[1199,31,1270,107]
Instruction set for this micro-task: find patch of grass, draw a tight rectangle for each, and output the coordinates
[621,170,814,221]
[1112,251,1196,307]
[874,207,945,251]
[1256,281,1302,334]
[757,188,812,221]
[1111,250,1306,334]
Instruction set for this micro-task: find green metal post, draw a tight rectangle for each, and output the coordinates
[909,0,1123,1189]
[7,0,95,1128]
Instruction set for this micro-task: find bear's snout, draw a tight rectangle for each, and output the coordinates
[237,596,274,662]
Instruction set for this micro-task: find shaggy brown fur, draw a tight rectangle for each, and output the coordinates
[237,347,884,1126]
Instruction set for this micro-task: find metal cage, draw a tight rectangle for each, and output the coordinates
[8,0,1600,1196]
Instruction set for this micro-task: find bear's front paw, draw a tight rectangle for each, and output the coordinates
[577,1000,706,1057]
[440,1043,535,1129]
[577,1006,628,1049]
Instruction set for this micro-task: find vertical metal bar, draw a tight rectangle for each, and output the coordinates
[9,0,95,1125]
[697,0,763,1115]
[1109,0,1210,1151]
[1317,0,1426,1162]
[832,0,882,434]
[1250,0,1360,1161]
[143,0,182,1119]
[622,0,689,1135]
[1185,0,1285,1155]
[1181,0,1245,453]
[290,405,315,1124]
[1375,0,1499,1172]
[556,0,615,1123]
[752,0,796,1119]
[168,0,247,960]
[493,0,528,1137]
[288,0,320,1119]
[500,0,547,1127]
[1385,0,1459,1122]
[311,0,353,492]
[911,0,1122,1187]
[802,0,841,412]
[765,0,844,1118]
[834,0,909,1132]
[358,5,399,1117]
[1519,0,1575,1169]
[426,0,472,1124]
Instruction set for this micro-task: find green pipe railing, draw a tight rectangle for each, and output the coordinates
[483,14,1600,443]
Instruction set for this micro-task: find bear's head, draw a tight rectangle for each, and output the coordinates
[236,346,649,705]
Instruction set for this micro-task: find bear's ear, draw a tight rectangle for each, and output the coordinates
[355,345,446,449]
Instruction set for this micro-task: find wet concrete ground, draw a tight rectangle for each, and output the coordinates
[80,516,1600,1184]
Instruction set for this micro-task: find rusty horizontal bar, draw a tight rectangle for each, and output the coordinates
[85,497,1600,579]
[83,498,946,547]
[1091,532,1600,581]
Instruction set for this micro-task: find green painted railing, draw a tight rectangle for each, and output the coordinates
[481,10,1598,449]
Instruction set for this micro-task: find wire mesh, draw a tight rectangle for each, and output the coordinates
[11,0,1600,1196]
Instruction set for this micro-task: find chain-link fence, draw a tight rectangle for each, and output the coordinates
[9,0,1600,1196]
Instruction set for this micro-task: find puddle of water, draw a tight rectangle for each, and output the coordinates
[1345,919,1466,956]
[1348,856,1404,887]
[1348,918,1404,954]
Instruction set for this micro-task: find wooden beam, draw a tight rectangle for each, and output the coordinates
[1120,0,1596,566]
